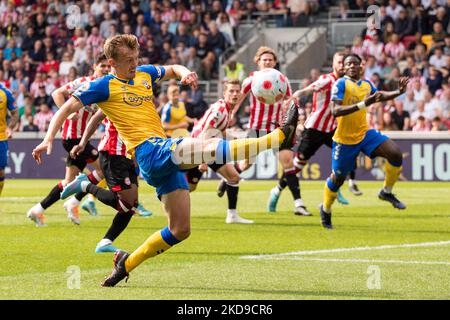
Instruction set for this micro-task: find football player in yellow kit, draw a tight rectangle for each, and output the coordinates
[321,54,409,229]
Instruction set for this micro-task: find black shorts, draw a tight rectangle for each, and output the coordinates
[249,129,293,151]
[62,139,99,171]
[185,163,225,185]
[295,128,335,161]
[99,151,138,192]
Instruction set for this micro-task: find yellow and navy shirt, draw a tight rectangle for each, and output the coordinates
[73,65,166,155]
[160,100,189,137]
[0,84,16,141]
[331,76,377,145]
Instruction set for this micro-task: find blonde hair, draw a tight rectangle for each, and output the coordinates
[223,78,241,91]
[104,34,140,60]
[253,46,278,64]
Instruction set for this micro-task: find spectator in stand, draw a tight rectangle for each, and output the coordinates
[363,33,385,61]
[210,1,224,21]
[371,72,384,90]
[424,89,443,117]
[21,26,37,53]
[172,23,192,48]
[86,26,104,56]
[431,21,446,47]
[224,59,245,82]
[185,46,203,78]
[351,35,365,57]
[426,65,444,94]
[195,32,215,80]
[19,104,34,131]
[385,33,406,60]
[228,0,245,23]
[431,115,448,130]
[100,11,117,39]
[411,79,427,100]
[34,85,52,109]
[217,12,236,46]
[411,99,433,123]
[395,7,413,39]
[429,46,447,68]
[58,52,76,78]
[364,55,383,80]
[34,103,54,132]
[385,67,402,91]
[391,100,411,130]
[382,111,399,130]
[386,0,405,21]
[22,114,39,132]
[412,115,430,131]
[403,89,418,112]
[287,0,311,27]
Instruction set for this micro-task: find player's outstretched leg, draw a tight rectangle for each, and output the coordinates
[371,139,406,209]
[378,160,405,209]
[321,174,346,229]
[216,179,227,197]
[102,189,190,287]
[95,211,135,253]
[27,181,66,227]
[348,170,362,196]
[267,177,285,213]
[337,190,349,205]
[136,203,152,217]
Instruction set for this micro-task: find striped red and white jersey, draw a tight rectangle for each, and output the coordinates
[242,71,292,132]
[191,99,232,138]
[61,76,97,140]
[98,118,127,156]
[304,72,338,133]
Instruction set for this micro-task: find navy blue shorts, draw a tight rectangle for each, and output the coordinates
[134,137,189,198]
[0,140,8,169]
[332,129,388,177]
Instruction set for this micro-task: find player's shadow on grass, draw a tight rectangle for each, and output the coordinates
[124,284,398,299]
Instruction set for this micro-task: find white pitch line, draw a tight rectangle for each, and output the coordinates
[241,240,450,260]
[265,257,450,266]
[0,197,42,201]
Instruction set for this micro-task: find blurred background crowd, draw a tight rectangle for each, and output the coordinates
[1,0,448,134]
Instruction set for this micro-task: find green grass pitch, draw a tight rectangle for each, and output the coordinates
[0,179,449,300]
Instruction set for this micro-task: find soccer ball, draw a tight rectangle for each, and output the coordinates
[251,68,288,104]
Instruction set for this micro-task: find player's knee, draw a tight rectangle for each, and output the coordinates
[171,225,191,241]
[227,173,240,185]
[331,174,346,188]
[188,183,197,192]
[390,150,403,166]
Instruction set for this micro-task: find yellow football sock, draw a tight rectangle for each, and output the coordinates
[0,180,4,197]
[323,183,338,213]
[228,128,285,160]
[384,162,402,193]
[97,179,107,189]
[125,228,176,273]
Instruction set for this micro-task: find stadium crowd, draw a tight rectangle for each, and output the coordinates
[335,0,450,131]
[1,0,448,134]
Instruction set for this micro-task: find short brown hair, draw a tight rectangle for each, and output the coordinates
[254,46,277,64]
[94,52,107,65]
[223,78,241,91]
[104,34,140,60]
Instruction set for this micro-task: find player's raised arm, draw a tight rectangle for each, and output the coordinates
[70,109,106,159]
[370,77,409,103]
[32,97,83,164]
[51,85,70,108]
[163,65,198,89]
